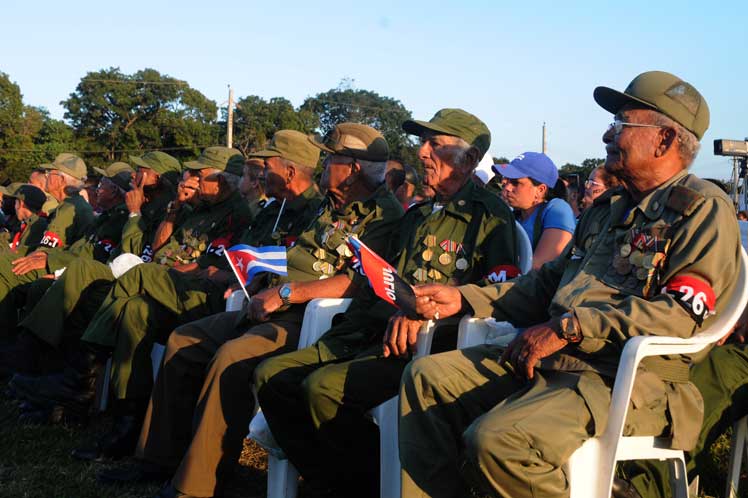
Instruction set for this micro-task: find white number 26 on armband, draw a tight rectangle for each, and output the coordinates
[662,276,716,325]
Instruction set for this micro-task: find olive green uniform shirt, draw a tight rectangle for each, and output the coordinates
[37,192,95,252]
[41,192,58,215]
[459,171,740,449]
[271,184,404,288]
[153,192,253,268]
[114,189,176,262]
[0,214,49,256]
[45,204,130,273]
[317,179,519,360]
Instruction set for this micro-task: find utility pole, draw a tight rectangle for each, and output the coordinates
[542,122,548,154]
[226,85,234,148]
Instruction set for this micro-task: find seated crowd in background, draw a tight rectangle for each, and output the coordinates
[0,68,745,498]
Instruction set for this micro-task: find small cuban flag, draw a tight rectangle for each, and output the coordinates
[346,235,417,317]
[224,244,288,299]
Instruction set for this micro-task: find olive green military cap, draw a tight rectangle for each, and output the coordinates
[250,130,321,168]
[402,108,491,157]
[594,70,710,140]
[6,183,46,212]
[93,161,133,177]
[43,153,87,180]
[129,151,182,175]
[309,123,389,162]
[184,146,245,176]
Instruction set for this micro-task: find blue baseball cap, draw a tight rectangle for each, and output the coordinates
[492,152,558,188]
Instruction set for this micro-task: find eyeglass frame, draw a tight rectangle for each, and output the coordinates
[608,119,667,135]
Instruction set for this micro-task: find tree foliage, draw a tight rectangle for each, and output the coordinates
[300,81,419,166]
[559,158,605,181]
[228,96,318,157]
[62,67,219,169]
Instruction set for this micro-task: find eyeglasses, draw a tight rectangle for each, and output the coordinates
[584,179,604,188]
[608,119,666,135]
[45,170,63,179]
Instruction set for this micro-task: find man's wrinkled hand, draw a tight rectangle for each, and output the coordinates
[125,174,147,214]
[383,312,424,358]
[247,286,282,323]
[413,284,463,320]
[177,176,200,205]
[500,319,569,380]
[11,251,48,275]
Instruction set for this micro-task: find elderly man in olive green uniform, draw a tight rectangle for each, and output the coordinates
[6,153,180,375]
[0,184,49,256]
[99,125,404,498]
[10,148,250,408]
[28,166,59,215]
[255,109,519,497]
[0,153,94,336]
[398,71,738,498]
[13,162,134,320]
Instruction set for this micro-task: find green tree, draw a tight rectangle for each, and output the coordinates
[493,156,511,164]
[0,72,44,182]
[62,67,219,169]
[300,82,418,166]
[226,96,318,156]
[559,158,605,181]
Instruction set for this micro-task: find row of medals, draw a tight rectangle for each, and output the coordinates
[413,235,469,282]
[312,243,353,276]
[610,242,666,289]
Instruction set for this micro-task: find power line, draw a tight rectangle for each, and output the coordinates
[0,144,214,155]
[80,79,188,86]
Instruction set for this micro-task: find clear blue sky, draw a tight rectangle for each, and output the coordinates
[2,0,747,179]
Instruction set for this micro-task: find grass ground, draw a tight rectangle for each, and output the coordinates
[0,379,746,498]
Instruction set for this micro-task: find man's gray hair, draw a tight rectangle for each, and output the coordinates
[453,137,480,171]
[278,157,315,179]
[649,111,701,168]
[61,171,85,194]
[358,159,387,189]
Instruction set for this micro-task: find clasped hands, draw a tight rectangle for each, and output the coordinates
[411,283,569,379]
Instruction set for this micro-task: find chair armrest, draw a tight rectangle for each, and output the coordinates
[225,289,247,312]
[298,298,353,348]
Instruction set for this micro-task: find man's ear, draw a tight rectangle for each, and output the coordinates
[463,147,481,172]
[286,163,296,184]
[654,127,677,158]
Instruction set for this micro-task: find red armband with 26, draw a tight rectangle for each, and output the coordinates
[39,231,62,248]
[661,275,716,325]
[485,265,521,284]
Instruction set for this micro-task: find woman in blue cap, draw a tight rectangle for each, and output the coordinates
[494,152,575,270]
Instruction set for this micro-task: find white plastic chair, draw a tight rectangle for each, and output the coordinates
[248,297,353,498]
[727,415,748,498]
[455,248,748,498]
[515,219,532,275]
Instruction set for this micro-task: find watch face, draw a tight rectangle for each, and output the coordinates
[280,286,292,298]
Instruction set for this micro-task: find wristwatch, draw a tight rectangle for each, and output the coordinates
[279,283,293,307]
[557,311,582,342]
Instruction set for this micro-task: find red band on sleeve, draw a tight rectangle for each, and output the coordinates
[662,275,716,324]
[485,265,521,283]
[40,231,62,248]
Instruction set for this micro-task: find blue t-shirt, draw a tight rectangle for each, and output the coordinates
[518,198,576,246]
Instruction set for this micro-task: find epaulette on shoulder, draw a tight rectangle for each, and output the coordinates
[666,185,705,216]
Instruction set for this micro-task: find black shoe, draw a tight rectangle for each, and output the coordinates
[96,460,173,485]
[152,483,202,498]
[72,414,142,462]
[611,478,643,498]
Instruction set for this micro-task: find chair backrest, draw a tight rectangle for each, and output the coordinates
[298,298,353,349]
[515,220,533,275]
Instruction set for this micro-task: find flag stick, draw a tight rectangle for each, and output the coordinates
[271,197,287,235]
[224,250,251,301]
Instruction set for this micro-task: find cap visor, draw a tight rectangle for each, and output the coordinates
[493,163,528,180]
[93,167,107,176]
[183,160,209,170]
[247,149,281,159]
[40,163,56,171]
[593,86,657,115]
[128,156,152,170]
[402,119,457,138]
[307,137,336,155]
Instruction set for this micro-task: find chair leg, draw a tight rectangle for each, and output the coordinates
[668,455,689,498]
[267,454,299,498]
[96,357,112,412]
[727,416,748,498]
[374,396,400,498]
